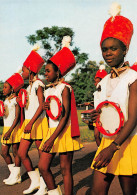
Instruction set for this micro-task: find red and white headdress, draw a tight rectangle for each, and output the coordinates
[6,73,24,92]
[49,36,76,76]
[23,44,45,73]
[100,2,133,49]
[95,65,107,79]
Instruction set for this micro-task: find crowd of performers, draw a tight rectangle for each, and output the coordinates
[1,2,137,195]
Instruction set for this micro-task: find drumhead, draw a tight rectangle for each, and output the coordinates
[50,97,60,117]
[18,89,27,108]
[96,101,124,136]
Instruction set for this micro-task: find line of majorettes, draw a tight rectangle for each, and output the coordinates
[1,2,137,195]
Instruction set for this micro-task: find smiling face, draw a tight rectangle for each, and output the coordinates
[45,63,58,83]
[101,38,126,68]
[3,82,12,96]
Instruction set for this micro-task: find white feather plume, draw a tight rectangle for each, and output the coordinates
[61,36,71,48]
[32,43,40,51]
[108,2,121,19]
[99,65,105,70]
[16,66,22,74]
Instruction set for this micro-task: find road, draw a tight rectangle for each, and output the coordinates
[0,142,123,195]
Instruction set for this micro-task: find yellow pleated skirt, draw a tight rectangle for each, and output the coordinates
[39,124,83,153]
[21,117,48,140]
[1,123,22,144]
[91,135,137,175]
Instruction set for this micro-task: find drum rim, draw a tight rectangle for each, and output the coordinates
[18,89,27,108]
[45,95,62,120]
[0,100,5,117]
[96,100,124,136]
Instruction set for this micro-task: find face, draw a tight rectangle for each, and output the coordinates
[94,77,101,87]
[21,65,30,80]
[45,64,58,83]
[101,38,126,68]
[3,82,12,96]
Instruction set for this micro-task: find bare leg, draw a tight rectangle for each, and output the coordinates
[91,170,114,195]
[1,144,13,165]
[12,143,21,167]
[118,175,136,195]
[38,152,56,190]
[60,152,74,195]
[18,138,34,172]
[35,139,42,157]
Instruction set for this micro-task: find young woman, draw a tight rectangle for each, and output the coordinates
[38,41,83,195]
[18,49,48,194]
[1,73,24,185]
[90,3,137,195]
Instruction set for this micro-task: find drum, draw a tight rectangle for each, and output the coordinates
[18,89,27,108]
[0,100,5,117]
[45,95,62,120]
[96,101,124,136]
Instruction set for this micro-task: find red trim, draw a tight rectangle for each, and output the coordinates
[18,89,27,108]
[0,100,5,117]
[45,95,62,120]
[96,101,124,136]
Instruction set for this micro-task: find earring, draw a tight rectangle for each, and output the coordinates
[11,88,14,94]
[57,72,60,81]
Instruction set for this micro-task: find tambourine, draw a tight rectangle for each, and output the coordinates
[18,89,27,108]
[0,100,5,117]
[96,101,124,136]
[45,95,62,120]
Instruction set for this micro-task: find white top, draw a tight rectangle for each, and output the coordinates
[44,83,71,128]
[25,80,45,119]
[4,97,17,127]
[94,69,137,137]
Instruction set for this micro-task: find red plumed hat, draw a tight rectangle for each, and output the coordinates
[49,36,76,76]
[95,65,107,79]
[23,48,45,74]
[6,73,24,92]
[49,47,76,76]
[130,62,137,72]
[100,3,133,49]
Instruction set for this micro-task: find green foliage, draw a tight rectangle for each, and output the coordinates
[27,26,88,76]
[80,126,95,142]
[27,26,109,105]
[27,26,74,60]
[0,81,4,100]
[69,60,99,104]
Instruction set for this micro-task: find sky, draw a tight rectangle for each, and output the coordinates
[1,0,137,81]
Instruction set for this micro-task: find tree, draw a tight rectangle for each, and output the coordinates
[27,26,88,76]
[69,60,99,104]
[0,81,4,100]
[27,26,108,104]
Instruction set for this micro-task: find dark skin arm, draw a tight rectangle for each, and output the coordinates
[94,126,101,147]
[24,86,44,133]
[41,86,71,152]
[93,80,137,169]
[3,103,20,140]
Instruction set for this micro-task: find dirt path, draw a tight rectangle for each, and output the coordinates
[0,142,122,195]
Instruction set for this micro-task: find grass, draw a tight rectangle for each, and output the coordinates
[0,126,3,135]
[0,110,95,150]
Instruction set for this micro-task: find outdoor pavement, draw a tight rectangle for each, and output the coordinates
[0,142,123,195]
